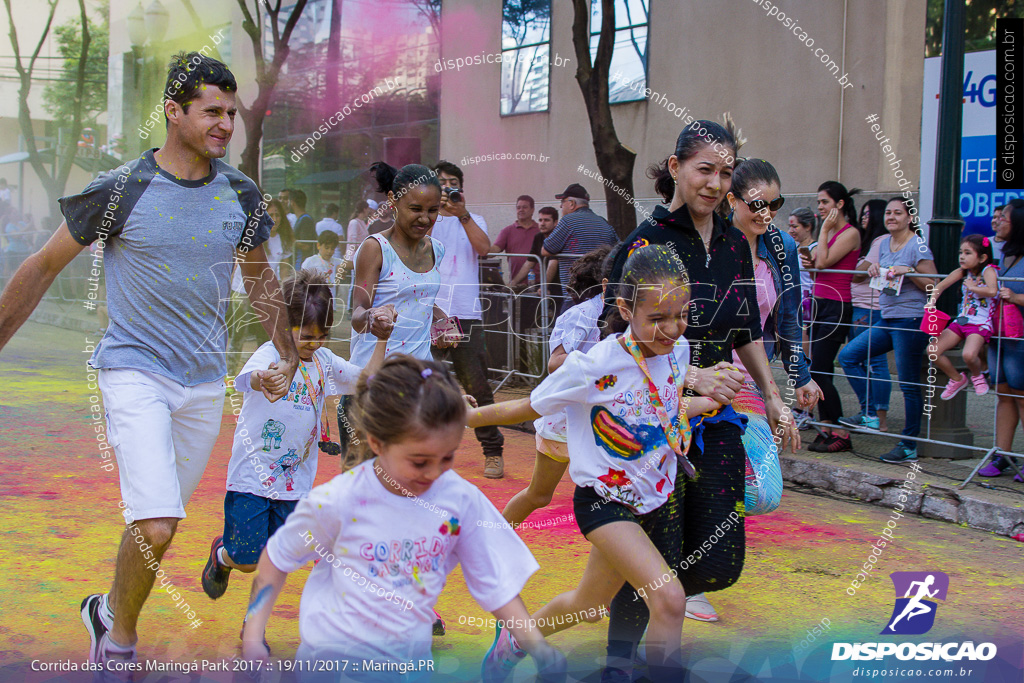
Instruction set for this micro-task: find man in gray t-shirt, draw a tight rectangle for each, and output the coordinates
[0,53,299,668]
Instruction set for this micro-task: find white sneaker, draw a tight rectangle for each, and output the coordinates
[685,593,719,622]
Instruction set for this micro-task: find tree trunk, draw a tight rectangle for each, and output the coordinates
[570,0,638,240]
[235,0,309,185]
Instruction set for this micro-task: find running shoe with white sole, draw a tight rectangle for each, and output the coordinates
[81,594,110,663]
[481,623,526,683]
[880,444,918,463]
[684,593,719,622]
[838,413,880,431]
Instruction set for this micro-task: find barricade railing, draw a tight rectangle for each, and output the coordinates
[801,266,1023,486]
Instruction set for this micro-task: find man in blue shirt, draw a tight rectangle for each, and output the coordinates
[0,52,298,673]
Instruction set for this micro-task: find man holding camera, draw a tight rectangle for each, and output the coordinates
[430,161,505,478]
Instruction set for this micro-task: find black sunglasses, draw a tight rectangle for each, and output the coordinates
[743,196,785,213]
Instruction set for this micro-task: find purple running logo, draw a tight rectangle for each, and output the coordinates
[881,571,949,635]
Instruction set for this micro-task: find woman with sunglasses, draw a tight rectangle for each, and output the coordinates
[808,181,862,452]
[679,159,821,622]
[604,122,799,677]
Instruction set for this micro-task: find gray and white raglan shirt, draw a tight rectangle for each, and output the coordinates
[59,149,272,386]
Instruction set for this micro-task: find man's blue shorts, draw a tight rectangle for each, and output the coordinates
[222,491,298,565]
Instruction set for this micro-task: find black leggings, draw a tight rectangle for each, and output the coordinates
[810,297,853,424]
[607,423,746,668]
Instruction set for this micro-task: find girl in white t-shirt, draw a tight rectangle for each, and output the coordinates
[240,355,565,681]
[926,234,999,398]
[467,245,720,681]
[503,245,612,527]
[202,271,394,642]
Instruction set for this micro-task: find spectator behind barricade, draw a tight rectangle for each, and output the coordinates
[807,180,861,453]
[290,189,317,263]
[316,203,344,254]
[430,159,506,479]
[265,199,294,280]
[534,206,561,295]
[788,206,818,376]
[838,197,937,464]
[841,199,892,433]
[992,204,1006,262]
[301,230,343,284]
[344,200,372,266]
[278,188,296,227]
[542,184,618,307]
[490,194,540,291]
[978,198,1024,479]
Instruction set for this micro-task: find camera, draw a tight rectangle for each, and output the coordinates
[443,186,462,204]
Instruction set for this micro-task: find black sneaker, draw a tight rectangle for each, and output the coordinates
[81,594,109,663]
[810,434,852,453]
[809,432,828,449]
[201,536,232,599]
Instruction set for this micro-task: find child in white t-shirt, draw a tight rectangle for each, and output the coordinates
[468,245,720,681]
[240,355,566,680]
[504,245,611,527]
[201,271,395,642]
[300,229,343,283]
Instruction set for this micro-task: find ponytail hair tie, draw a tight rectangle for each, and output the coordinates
[982,237,990,247]
[421,368,433,379]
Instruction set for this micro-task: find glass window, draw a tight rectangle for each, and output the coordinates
[590,0,649,103]
[501,0,552,115]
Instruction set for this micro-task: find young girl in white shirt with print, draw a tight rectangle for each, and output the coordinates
[468,245,720,681]
[201,271,393,642]
[240,355,566,681]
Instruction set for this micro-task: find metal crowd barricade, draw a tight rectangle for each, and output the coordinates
[801,265,1024,488]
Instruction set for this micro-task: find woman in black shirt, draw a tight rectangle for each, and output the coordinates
[604,121,798,678]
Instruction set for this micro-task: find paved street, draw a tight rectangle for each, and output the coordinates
[0,322,1020,681]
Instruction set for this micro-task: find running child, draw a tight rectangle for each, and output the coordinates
[239,355,566,681]
[201,271,395,641]
[503,245,611,527]
[926,234,998,398]
[468,245,720,682]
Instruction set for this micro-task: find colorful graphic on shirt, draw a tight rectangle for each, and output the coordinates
[591,406,667,461]
[439,517,461,536]
[261,419,286,451]
[597,467,640,509]
[263,448,301,491]
[595,374,617,391]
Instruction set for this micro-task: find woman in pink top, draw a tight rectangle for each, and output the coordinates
[809,181,862,452]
